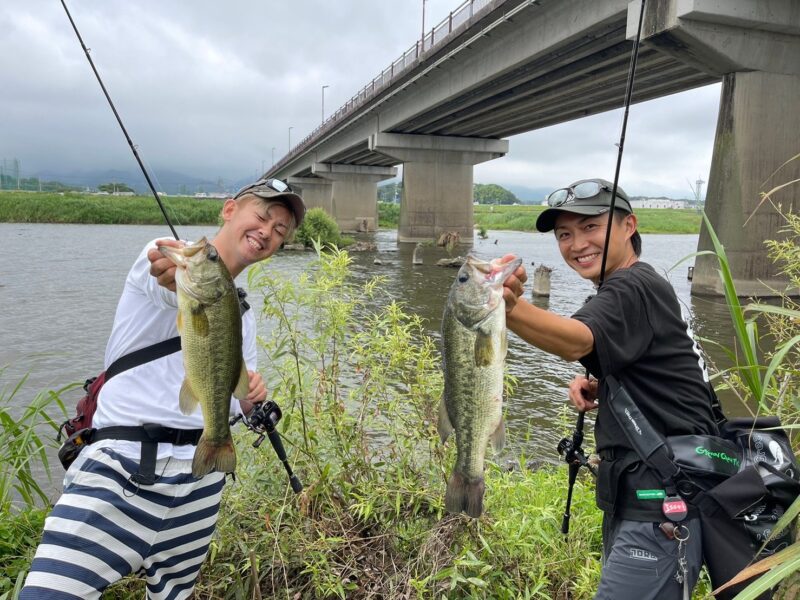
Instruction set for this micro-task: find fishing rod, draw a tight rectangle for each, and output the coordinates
[60,0,179,240]
[559,0,647,537]
[62,1,304,493]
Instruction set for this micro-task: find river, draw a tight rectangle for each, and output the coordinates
[0,223,739,496]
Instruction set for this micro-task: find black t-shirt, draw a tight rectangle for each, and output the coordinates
[573,262,719,520]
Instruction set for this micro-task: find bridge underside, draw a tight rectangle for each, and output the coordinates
[271,0,800,296]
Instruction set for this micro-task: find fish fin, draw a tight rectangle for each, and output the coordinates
[176,311,183,333]
[437,399,454,442]
[445,470,485,518]
[191,306,209,337]
[474,332,494,367]
[490,417,506,452]
[233,362,249,400]
[192,435,237,478]
[179,378,200,414]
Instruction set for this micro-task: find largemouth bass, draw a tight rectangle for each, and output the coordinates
[439,255,522,517]
[159,237,249,478]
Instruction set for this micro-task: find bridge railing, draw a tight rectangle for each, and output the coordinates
[272,0,497,174]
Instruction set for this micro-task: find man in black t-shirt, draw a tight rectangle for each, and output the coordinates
[500,178,718,600]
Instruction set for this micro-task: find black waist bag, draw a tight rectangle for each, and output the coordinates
[690,417,799,600]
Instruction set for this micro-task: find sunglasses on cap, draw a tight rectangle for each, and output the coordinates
[236,177,294,197]
[546,181,624,207]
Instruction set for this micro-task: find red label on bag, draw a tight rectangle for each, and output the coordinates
[662,497,688,522]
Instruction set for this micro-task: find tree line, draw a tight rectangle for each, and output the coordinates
[378,181,520,204]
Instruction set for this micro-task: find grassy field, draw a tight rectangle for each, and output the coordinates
[0,192,702,234]
[471,203,702,234]
[0,191,223,225]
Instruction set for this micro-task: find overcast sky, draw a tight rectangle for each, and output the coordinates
[1,0,722,198]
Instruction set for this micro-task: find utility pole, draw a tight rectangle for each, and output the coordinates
[421,0,427,51]
[321,85,329,123]
[288,126,293,150]
[271,147,276,166]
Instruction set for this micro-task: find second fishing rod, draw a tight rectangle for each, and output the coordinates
[558,0,647,537]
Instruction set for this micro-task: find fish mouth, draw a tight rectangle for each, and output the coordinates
[158,237,208,267]
[487,257,522,284]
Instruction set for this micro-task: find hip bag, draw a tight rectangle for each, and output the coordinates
[604,375,800,600]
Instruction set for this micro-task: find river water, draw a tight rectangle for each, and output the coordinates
[0,223,739,495]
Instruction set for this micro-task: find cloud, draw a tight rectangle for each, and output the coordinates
[0,0,721,198]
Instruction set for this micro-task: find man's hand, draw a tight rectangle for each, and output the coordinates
[568,375,599,412]
[239,370,267,416]
[499,254,527,312]
[148,239,184,292]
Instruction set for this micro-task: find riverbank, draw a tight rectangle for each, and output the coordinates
[0,190,222,225]
[0,192,701,234]
[471,203,702,234]
[378,201,701,234]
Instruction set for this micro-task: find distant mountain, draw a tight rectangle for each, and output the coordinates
[501,184,553,205]
[32,168,253,196]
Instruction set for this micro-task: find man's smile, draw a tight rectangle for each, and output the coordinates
[575,252,601,265]
[246,235,264,251]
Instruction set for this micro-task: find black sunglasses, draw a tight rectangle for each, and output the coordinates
[546,181,624,207]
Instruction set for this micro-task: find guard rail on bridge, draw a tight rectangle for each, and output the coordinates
[272,0,496,173]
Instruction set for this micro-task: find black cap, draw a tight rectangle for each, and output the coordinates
[536,178,632,233]
[233,180,306,227]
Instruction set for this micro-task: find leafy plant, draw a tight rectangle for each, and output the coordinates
[293,207,352,249]
[0,372,71,512]
[676,208,800,599]
[0,372,72,598]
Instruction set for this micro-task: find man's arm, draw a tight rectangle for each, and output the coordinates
[506,299,594,361]
[498,254,594,361]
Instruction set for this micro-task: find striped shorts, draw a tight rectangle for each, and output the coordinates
[20,443,225,600]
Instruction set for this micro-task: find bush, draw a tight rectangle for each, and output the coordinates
[294,207,350,249]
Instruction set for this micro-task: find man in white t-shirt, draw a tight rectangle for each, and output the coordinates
[21,178,306,600]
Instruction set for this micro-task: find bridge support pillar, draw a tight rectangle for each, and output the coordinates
[287,177,333,215]
[311,163,397,232]
[635,0,800,296]
[369,133,508,242]
[693,70,800,296]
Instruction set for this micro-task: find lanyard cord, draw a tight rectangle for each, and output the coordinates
[597,0,647,289]
[60,0,180,241]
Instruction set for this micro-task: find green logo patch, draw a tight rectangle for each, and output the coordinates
[636,489,666,500]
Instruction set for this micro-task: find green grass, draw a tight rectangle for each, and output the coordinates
[0,191,223,225]
[378,202,702,235]
[2,193,701,234]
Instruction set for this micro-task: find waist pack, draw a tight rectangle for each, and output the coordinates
[605,376,799,600]
[57,336,182,469]
[690,417,799,600]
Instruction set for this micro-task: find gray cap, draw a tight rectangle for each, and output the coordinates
[233,179,306,227]
[536,178,632,232]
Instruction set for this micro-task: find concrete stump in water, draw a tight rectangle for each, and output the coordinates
[532,264,553,297]
[412,243,423,265]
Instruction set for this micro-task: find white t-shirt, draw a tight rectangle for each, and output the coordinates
[92,239,257,460]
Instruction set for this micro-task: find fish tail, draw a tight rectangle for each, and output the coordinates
[445,470,485,518]
[192,436,237,478]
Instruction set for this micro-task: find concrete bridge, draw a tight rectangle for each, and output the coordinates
[268,0,800,297]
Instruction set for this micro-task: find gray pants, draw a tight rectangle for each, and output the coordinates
[594,516,703,600]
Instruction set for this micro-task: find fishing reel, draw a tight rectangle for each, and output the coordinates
[230,401,303,494]
[556,414,597,477]
[557,434,596,476]
[231,400,282,448]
